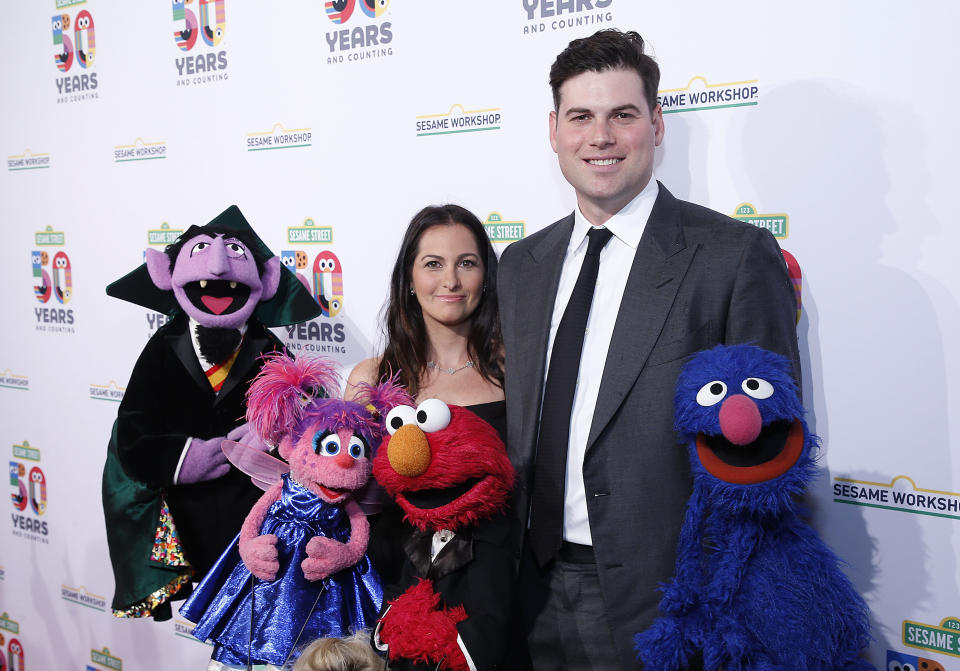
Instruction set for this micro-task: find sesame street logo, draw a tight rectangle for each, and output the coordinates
[246,124,313,152]
[324,0,393,65]
[658,76,759,114]
[521,0,613,36]
[61,585,107,612]
[416,104,502,137]
[833,476,960,520]
[0,370,29,392]
[483,212,526,243]
[903,618,960,659]
[52,2,100,103]
[114,138,167,163]
[7,149,51,172]
[89,381,125,402]
[0,614,19,635]
[91,647,123,670]
[732,203,788,239]
[10,442,49,543]
[889,648,948,670]
[32,227,76,333]
[141,223,181,334]
[173,0,228,87]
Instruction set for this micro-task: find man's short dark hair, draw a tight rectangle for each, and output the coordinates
[549,29,660,113]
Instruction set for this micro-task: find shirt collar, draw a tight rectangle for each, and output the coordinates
[571,176,659,252]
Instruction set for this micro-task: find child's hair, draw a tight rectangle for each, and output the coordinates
[293,631,382,671]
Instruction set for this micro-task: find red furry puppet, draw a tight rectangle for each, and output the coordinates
[372,400,516,671]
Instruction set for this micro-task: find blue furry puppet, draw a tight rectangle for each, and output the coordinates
[634,344,874,671]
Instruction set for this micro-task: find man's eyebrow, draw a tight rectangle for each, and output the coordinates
[610,104,643,114]
[563,106,593,116]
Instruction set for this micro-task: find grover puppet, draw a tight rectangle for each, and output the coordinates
[372,400,516,671]
[181,353,409,669]
[634,344,874,671]
[102,205,320,619]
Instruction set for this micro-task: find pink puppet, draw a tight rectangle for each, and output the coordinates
[180,352,410,669]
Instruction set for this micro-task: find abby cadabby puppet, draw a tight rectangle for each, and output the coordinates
[180,353,410,669]
[634,344,873,671]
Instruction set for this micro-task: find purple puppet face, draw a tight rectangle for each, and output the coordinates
[145,232,280,328]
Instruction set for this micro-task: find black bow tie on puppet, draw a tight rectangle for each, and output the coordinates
[102,205,320,621]
[634,344,874,671]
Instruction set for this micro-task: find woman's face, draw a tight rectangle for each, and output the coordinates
[409,223,485,331]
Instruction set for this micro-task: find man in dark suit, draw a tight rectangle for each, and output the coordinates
[498,30,800,669]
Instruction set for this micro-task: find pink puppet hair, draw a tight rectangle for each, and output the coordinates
[246,352,341,444]
[351,372,414,424]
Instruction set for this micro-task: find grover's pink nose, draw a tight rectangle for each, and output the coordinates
[718,394,762,445]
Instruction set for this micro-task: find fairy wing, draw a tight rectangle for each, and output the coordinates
[221,440,290,491]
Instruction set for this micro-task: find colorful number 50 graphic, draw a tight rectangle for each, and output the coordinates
[4,637,24,671]
[10,462,47,516]
[52,10,95,72]
[173,0,226,51]
[32,250,72,304]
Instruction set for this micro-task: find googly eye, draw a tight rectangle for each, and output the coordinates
[888,662,915,671]
[696,381,727,407]
[313,432,341,456]
[385,405,417,434]
[348,436,367,459]
[741,377,774,400]
[226,242,246,257]
[191,241,210,255]
[327,259,337,271]
[31,470,43,483]
[330,299,341,312]
[415,398,451,433]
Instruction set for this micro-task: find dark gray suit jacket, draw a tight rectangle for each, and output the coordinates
[497,184,800,669]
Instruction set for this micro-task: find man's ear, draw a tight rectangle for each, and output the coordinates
[260,256,281,301]
[145,248,173,290]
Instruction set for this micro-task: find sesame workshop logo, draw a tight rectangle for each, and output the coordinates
[173,0,228,86]
[52,1,100,103]
[280,219,347,357]
[324,0,393,65]
[89,381,125,403]
[658,76,759,114]
[416,104,502,137]
[246,124,313,153]
[175,618,211,644]
[10,441,49,543]
[521,0,613,36]
[7,149,51,172]
[61,584,107,612]
[0,370,29,392]
[483,212,526,244]
[903,618,960,660]
[32,226,76,333]
[833,475,960,520]
[114,137,167,163]
[889,648,948,670]
[91,647,123,670]
[144,223,182,334]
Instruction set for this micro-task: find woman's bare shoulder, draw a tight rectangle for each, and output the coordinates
[345,356,382,400]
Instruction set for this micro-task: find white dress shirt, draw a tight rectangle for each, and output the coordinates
[541,178,659,545]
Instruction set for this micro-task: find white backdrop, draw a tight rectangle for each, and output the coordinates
[1,1,958,669]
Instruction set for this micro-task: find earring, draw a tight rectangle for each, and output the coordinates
[409,287,415,296]
[482,283,487,294]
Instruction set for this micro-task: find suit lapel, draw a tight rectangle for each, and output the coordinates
[509,215,574,458]
[587,186,698,448]
[167,318,213,395]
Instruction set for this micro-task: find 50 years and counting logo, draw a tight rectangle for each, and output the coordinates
[325,0,393,65]
[173,0,228,86]
[53,1,99,103]
[0,614,25,671]
[10,441,49,543]
[32,226,76,333]
[521,0,613,36]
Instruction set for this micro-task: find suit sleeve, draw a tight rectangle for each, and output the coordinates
[725,226,801,385]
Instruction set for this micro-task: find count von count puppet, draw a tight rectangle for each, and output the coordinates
[102,205,320,620]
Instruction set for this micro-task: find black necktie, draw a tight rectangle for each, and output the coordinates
[529,226,614,566]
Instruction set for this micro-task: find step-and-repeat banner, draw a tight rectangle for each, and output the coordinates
[1,2,958,669]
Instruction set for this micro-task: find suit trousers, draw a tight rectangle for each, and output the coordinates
[519,541,622,671]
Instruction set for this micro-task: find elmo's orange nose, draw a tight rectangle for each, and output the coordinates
[387,424,431,477]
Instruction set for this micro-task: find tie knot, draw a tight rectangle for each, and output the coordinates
[586,227,613,256]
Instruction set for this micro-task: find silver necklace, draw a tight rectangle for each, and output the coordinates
[426,360,474,375]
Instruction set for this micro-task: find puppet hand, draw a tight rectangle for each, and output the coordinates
[226,422,269,452]
[379,579,469,671]
[301,535,352,581]
[239,533,279,581]
[178,436,230,484]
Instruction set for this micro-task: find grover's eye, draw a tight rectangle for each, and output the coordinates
[415,398,451,432]
[696,381,727,407]
[385,405,417,434]
[741,377,774,400]
[348,436,367,459]
[313,432,341,456]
